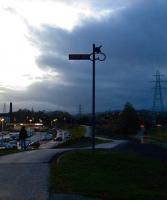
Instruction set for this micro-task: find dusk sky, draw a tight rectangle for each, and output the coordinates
[0,0,167,113]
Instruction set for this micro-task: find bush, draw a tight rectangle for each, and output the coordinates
[118,102,140,135]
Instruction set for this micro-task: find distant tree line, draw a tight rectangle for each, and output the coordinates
[95,103,140,138]
[0,109,75,127]
[1,102,167,135]
[78,102,167,138]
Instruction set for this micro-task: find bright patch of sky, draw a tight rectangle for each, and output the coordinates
[0,0,116,90]
[1,0,114,31]
[0,6,46,90]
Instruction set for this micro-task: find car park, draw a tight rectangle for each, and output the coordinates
[1,142,17,149]
[41,133,53,141]
[54,137,63,141]
[28,141,40,149]
[0,144,5,149]
[9,132,19,140]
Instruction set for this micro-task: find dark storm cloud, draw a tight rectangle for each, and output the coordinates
[3,0,167,113]
[35,1,167,67]
[1,79,92,113]
[31,0,167,112]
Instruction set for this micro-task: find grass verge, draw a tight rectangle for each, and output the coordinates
[146,127,167,142]
[0,148,19,156]
[68,126,85,139]
[50,150,167,200]
[55,137,109,148]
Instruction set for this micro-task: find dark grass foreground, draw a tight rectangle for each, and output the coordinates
[50,150,167,200]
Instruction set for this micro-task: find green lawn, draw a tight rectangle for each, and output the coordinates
[145,127,167,148]
[146,127,167,143]
[68,126,85,139]
[50,150,167,200]
[55,137,109,148]
[55,125,109,148]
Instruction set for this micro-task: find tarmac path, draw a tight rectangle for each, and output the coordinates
[0,141,127,200]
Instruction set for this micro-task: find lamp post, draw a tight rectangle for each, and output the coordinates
[51,118,57,127]
[1,118,5,144]
[69,44,106,151]
[1,118,4,131]
[29,119,32,134]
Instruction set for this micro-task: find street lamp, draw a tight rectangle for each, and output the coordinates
[1,118,4,132]
[69,44,106,150]
[0,118,5,144]
[39,118,43,123]
[51,118,58,127]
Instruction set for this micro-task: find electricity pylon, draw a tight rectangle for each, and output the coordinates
[152,70,165,124]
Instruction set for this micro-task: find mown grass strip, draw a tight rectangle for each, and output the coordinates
[68,126,85,139]
[50,150,167,200]
[55,137,109,148]
[146,127,167,142]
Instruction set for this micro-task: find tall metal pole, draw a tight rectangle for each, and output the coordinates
[92,44,96,151]
[152,70,165,125]
[69,44,106,151]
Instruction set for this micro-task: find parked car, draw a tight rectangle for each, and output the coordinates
[28,141,40,149]
[9,132,19,140]
[41,133,52,141]
[0,144,5,149]
[27,132,33,137]
[54,137,63,141]
[1,142,17,149]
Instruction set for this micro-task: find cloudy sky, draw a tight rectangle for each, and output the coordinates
[0,0,167,113]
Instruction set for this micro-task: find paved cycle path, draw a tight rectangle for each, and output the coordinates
[0,140,127,200]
